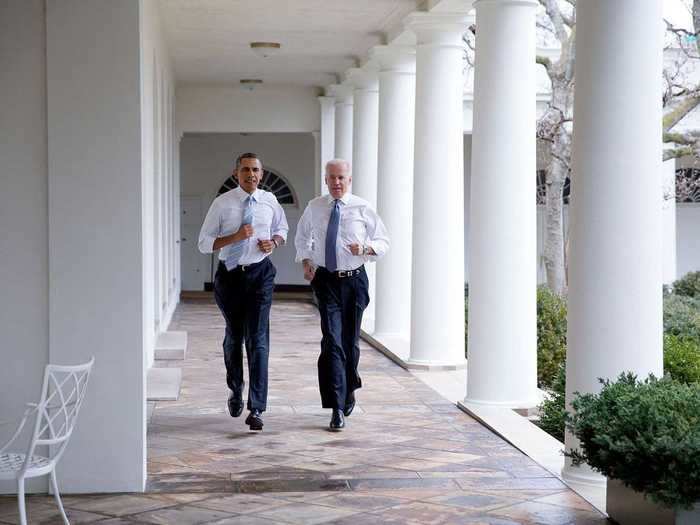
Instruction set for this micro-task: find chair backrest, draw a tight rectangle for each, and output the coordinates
[23,357,95,468]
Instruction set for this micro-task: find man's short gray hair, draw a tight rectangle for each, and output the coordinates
[325,158,350,174]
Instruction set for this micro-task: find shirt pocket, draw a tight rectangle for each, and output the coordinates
[339,210,366,245]
[252,204,274,238]
[220,207,242,236]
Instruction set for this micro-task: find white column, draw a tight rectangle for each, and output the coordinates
[318,95,336,195]
[330,84,353,164]
[407,13,469,368]
[662,159,677,285]
[347,68,379,207]
[346,67,380,332]
[563,0,664,489]
[465,0,539,407]
[46,0,145,492]
[371,45,416,341]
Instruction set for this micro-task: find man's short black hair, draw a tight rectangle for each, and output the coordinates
[235,152,261,171]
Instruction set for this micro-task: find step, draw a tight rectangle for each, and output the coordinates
[154,330,188,361]
[147,367,182,401]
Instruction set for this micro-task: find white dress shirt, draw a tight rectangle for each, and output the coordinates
[295,193,390,271]
[198,186,289,265]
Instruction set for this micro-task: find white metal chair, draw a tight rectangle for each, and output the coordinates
[0,357,94,525]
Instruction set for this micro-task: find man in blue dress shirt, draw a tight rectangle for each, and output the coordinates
[295,159,390,431]
[198,153,288,431]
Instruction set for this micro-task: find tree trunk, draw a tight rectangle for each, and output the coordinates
[543,156,567,296]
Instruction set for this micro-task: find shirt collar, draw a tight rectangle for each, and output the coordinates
[235,186,260,202]
[327,192,351,206]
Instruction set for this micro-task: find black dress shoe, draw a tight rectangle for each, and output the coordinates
[343,393,355,417]
[245,409,264,431]
[329,409,345,431]
[227,391,243,418]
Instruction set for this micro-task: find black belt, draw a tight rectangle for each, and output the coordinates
[319,265,364,279]
[219,259,268,273]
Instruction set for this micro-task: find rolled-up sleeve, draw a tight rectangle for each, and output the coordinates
[294,204,314,263]
[198,198,221,254]
[270,197,289,242]
[363,206,390,261]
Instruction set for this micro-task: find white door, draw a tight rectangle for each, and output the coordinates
[180,196,209,291]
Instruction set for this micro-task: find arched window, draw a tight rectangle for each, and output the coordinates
[217,167,297,206]
[676,168,700,203]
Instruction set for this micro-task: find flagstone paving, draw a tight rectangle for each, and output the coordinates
[0,299,608,524]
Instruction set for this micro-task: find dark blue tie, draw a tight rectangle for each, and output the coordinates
[325,199,340,271]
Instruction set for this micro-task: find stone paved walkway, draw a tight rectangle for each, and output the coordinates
[0,299,608,524]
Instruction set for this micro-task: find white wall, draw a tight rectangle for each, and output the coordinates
[180,133,316,288]
[0,0,50,494]
[176,85,321,134]
[141,0,178,368]
[45,0,146,492]
[678,204,700,278]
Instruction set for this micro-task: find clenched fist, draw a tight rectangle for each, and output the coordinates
[347,243,362,256]
[257,239,276,254]
[303,259,316,281]
[235,224,254,241]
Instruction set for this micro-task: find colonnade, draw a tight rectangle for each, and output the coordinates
[317,0,663,488]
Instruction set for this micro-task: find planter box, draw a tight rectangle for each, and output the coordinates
[607,478,700,525]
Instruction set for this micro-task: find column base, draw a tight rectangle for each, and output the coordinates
[405,358,468,371]
[561,464,606,489]
[463,394,542,411]
[561,464,607,513]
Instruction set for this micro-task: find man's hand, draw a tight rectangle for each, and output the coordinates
[347,243,375,256]
[257,239,276,254]
[234,224,254,242]
[303,259,316,281]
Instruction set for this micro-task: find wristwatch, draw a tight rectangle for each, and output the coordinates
[272,238,279,248]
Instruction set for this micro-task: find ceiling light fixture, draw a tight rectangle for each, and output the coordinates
[240,79,263,92]
[250,42,281,58]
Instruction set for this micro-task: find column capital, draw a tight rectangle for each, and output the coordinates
[326,84,354,104]
[344,67,379,92]
[318,95,336,110]
[404,12,474,46]
[370,45,416,74]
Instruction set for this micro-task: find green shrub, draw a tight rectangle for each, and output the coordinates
[673,271,700,299]
[536,363,566,442]
[664,293,700,342]
[464,285,567,388]
[664,334,700,384]
[537,286,568,389]
[567,373,700,509]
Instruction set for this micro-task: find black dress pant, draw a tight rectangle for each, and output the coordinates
[311,266,369,410]
[214,259,275,412]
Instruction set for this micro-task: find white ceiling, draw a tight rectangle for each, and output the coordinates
[160,0,426,87]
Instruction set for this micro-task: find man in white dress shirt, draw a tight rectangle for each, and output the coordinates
[295,159,390,431]
[198,153,288,431]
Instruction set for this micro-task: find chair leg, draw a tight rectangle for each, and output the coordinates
[17,477,27,525]
[50,469,70,525]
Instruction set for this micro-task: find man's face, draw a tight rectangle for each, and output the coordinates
[236,158,263,194]
[325,164,351,199]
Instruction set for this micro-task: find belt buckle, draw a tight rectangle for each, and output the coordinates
[241,264,248,272]
[338,270,347,278]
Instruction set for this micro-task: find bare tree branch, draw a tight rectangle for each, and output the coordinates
[664,130,700,145]
[663,95,700,131]
[536,55,552,72]
[539,0,569,44]
[664,146,695,160]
